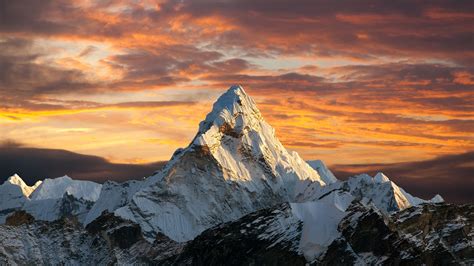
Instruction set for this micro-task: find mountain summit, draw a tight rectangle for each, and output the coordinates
[191,85,329,185]
[6,174,42,197]
[115,85,330,241]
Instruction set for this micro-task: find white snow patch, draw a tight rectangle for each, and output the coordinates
[85,180,143,225]
[290,191,354,261]
[30,175,101,202]
[373,172,390,183]
[430,194,444,203]
[307,160,338,184]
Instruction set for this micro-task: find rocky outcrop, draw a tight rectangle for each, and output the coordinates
[5,210,35,226]
[86,212,144,249]
[0,217,110,265]
[0,202,472,265]
[167,202,474,265]
[320,203,474,265]
[169,203,305,265]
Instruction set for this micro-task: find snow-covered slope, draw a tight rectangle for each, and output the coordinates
[1,199,469,265]
[0,176,29,223]
[0,174,101,224]
[30,175,102,202]
[431,194,444,203]
[290,191,354,261]
[116,85,331,242]
[302,172,441,213]
[307,160,338,184]
[23,193,95,223]
[85,180,143,225]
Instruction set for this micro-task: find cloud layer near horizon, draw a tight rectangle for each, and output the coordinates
[0,143,471,203]
[0,1,473,174]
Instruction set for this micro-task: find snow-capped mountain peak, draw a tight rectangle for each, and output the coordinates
[187,84,327,187]
[299,171,438,214]
[193,85,262,147]
[0,175,29,222]
[6,174,42,197]
[374,172,390,183]
[0,174,102,224]
[431,194,444,203]
[30,175,102,202]
[115,85,331,242]
[6,174,27,186]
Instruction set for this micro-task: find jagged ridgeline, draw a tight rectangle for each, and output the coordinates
[0,85,471,265]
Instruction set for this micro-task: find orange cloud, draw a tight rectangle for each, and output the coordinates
[0,0,473,167]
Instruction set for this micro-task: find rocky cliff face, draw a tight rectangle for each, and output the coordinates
[321,203,474,265]
[169,202,473,265]
[0,211,183,265]
[1,202,470,265]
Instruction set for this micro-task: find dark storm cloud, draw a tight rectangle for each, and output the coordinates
[1,1,472,103]
[0,142,166,185]
[332,151,474,203]
[109,46,221,78]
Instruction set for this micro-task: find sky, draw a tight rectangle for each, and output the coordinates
[0,1,473,202]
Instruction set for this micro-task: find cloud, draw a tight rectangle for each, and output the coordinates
[2,0,472,64]
[0,0,71,34]
[0,38,97,100]
[1,142,471,204]
[153,0,474,64]
[332,151,474,203]
[0,142,166,184]
[106,46,252,86]
[0,0,472,183]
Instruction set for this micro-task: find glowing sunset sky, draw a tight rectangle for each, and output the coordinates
[0,0,473,181]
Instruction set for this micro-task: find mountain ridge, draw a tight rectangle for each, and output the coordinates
[0,85,466,265]
[114,85,332,242]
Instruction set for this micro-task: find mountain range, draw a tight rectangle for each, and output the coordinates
[0,85,471,265]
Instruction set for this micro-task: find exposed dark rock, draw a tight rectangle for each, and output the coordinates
[219,122,242,138]
[86,212,143,249]
[58,192,94,220]
[168,203,306,265]
[320,203,473,265]
[5,210,35,226]
[0,202,472,265]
